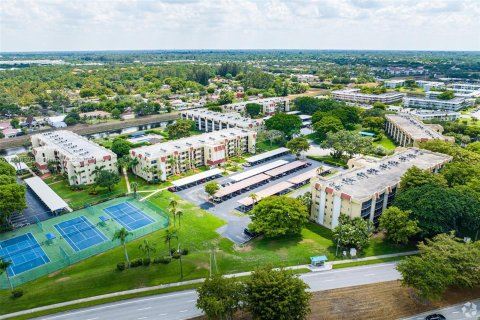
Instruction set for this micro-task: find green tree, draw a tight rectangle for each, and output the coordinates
[245,103,262,117]
[286,137,310,159]
[0,183,27,225]
[111,108,121,119]
[94,170,120,191]
[245,267,312,320]
[164,229,178,257]
[397,233,480,301]
[165,120,195,139]
[204,181,220,201]
[379,207,421,244]
[362,116,385,132]
[264,113,302,139]
[0,160,16,176]
[313,116,343,140]
[130,181,138,197]
[138,239,156,259]
[249,196,308,238]
[0,258,13,290]
[111,139,132,157]
[333,214,373,251]
[196,274,244,320]
[437,90,455,100]
[321,130,373,159]
[296,191,312,212]
[218,91,234,105]
[399,166,448,191]
[207,105,223,112]
[112,228,133,266]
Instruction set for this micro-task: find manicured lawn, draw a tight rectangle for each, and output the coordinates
[127,172,171,191]
[0,191,414,315]
[255,140,285,153]
[306,155,348,168]
[373,135,397,150]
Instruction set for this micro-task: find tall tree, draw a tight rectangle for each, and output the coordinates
[0,258,13,290]
[95,170,120,192]
[264,114,302,139]
[112,228,133,266]
[204,181,220,201]
[286,137,310,159]
[333,214,373,251]
[379,207,421,244]
[165,120,195,139]
[313,116,343,140]
[138,239,156,259]
[399,166,447,191]
[164,229,178,257]
[245,267,312,320]
[245,103,262,117]
[321,130,373,159]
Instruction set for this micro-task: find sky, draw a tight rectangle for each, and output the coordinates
[1,0,479,52]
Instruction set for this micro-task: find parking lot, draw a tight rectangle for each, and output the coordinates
[176,153,338,244]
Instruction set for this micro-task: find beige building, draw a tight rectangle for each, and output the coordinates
[31,130,117,185]
[385,114,454,147]
[222,97,290,115]
[331,88,404,104]
[130,128,256,182]
[310,148,452,229]
[180,109,264,132]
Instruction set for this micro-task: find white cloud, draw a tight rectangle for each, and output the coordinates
[0,0,479,51]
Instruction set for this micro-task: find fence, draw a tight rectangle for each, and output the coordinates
[0,196,170,288]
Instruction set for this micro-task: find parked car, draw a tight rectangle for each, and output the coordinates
[244,228,256,238]
[425,314,446,320]
[168,187,176,192]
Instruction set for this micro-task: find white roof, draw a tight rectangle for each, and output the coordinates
[237,181,294,206]
[4,155,29,171]
[287,169,317,185]
[182,109,261,127]
[24,176,69,212]
[172,168,224,187]
[246,148,289,164]
[215,174,270,198]
[230,160,288,182]
[264,160,306,177]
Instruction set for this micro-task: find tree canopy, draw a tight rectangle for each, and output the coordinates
[245,103,262,117]
[286,137,310,158]
[165,119,195,139]
[264,113,302,139]
[321,130,373,159]
[111,138,132,157]
[333,214,373,251]
[248,196,308,238]
[379,207,420,244]
[94,170,120,192]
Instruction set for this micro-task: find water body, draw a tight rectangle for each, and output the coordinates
[0,120,174,156]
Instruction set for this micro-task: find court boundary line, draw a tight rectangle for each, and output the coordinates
[54,216,107,253]
[104,202,155,231]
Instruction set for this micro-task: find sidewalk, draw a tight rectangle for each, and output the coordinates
[0,251,416,320]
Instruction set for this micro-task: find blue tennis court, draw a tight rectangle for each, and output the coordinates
[54,216,107,252]
[0,233,50,276]
[103,202,155,231]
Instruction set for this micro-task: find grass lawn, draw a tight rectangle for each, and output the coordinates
[306,155,348,168]
[127,172,171,191]
[255,140,285,153]
[0,191,414,315]
[373,135,397,150]
[47,175,128,209]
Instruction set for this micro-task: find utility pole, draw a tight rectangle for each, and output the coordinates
[178,244,183,280]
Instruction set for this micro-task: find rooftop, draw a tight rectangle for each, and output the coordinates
[182,109,261,126]
[132,128,251,158]
[34,130,115,161]
[332,88,403,98]
[386,114,445,140]
[315,148,451,200]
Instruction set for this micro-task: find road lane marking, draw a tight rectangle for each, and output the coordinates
[85,318,98,320]
[324,279,335,282]
[38,291,197,319]
[159,314,167,316]
[187,299,196,302]
[137,317,148,319]
[136,307,152,311]
[365,273,376,276]
[179,310,189,313]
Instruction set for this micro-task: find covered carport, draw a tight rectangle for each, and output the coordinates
[237,181,294,212]
[230,160,288,182]
[171,168,224,191]
[264,160,309,180]
[213,174,270,203]
[244,147,289,167]
[287,169,318,188]
[24,176,70,215]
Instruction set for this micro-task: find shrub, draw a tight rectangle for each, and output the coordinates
[181,248,189,256]
[142,258,151,266]
[153,257,172,264]
[172,252,181,259]
[117,262,126,271]
[130,259,143,268]
[11,289,24,298]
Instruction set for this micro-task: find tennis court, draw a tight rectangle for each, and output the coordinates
[103,202,155,231]
[0,233,50,276]
[54,216,107,252]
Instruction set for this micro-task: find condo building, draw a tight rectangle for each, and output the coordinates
[31,130,117,185]
[415,81,445,91]
[310,148,451,229]
[221,97,290,115]
[385,114,454,147]
[400,109,460,122]
[331,88,404,104]
[451,83,480,91]
[130,128,256,182]
[403,96,472,111]
[180,109,264,132]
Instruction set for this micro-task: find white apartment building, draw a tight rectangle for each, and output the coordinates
[222,97,290,115]
[385,114,454,147]
[451,83,480,91]
[31,130,117,185]
[384,80,405,89]
[130,128,256,182]
[416,81,445,91]
[310,148,451,229]
[331,88,404,104]
[403,96,472,111]
[400,109,460,121]
[180,109,264,132]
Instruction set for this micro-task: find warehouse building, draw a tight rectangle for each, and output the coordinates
[310,148,452,229]
[130,128,256,182]
[31,130,117,185]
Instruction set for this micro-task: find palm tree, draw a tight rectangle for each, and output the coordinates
[170,207,177,227]
[130,181,138,197]
[176,210,184,227]
[92,165,106,177]
[164,229,178,257]
[249,193,258,208]
[170,199,178,209]
[112,228,133,266]
[168,156,177,175]
[138,239,156,259]
[0,258,13,290]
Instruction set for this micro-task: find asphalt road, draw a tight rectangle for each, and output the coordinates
[35,262,401,320]
[403,299,479,320]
